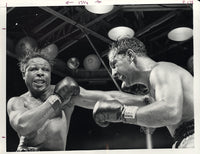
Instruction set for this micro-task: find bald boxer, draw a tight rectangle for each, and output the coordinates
[7,51,152,151]
[93,37,194,148]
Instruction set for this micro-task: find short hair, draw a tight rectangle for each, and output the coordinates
[108,37,147,60]
[19,49,54,73]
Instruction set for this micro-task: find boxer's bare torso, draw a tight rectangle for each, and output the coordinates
[148,62,193,136]
[9,88,74,151]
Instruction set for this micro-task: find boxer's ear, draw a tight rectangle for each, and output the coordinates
[126,49,136,62]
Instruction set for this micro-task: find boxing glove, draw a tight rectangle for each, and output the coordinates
[47,77,80,111]
[54,76,80,102]
[93,100,139,127]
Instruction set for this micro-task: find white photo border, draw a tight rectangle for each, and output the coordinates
[1,0,200,154]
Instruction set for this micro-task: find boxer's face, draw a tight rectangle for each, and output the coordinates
[23,57,51,94]
[109,52,135,86]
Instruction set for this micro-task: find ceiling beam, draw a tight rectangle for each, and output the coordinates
[135,11,177,37]
[38,22,67,42]
[32,7,69,34]
[52,6,121,44]
[40,7,112,46]
[151,39,192,57]
[59,33,85,53]
[41,6,120,53]
[37,8,87,42]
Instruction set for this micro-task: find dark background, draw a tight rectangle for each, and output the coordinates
[6,4,193,151]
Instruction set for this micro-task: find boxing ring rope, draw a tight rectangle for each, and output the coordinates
[81,28,153,149]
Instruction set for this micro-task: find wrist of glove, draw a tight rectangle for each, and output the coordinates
[47,95,62,111]
[122,105,139,123]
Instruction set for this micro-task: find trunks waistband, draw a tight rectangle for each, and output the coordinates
[174,119,194,148]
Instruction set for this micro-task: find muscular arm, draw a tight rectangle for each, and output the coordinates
[7,97,56,136]
[71,87,149,109]
[135,68,183,128]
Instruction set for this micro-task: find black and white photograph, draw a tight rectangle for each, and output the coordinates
[1,0,200,153]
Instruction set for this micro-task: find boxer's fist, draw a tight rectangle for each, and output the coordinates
[93,100,124,127]
[54,76,80,102]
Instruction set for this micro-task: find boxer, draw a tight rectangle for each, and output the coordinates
[93,37,194,148]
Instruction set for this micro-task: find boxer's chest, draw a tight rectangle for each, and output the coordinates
[28,111,68,149]
[23,97,69,148]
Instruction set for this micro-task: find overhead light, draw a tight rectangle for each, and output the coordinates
[41,43,58,60]
[67,57,80,70]
[168,27,193,42]
[108,26,135,41]
[85,5,114,14]
[83,54,101,71]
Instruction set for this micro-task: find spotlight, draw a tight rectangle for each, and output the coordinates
[108,26,135,41]
[67,57,80,70]
[168,27,193,42]
[85,5,114,14]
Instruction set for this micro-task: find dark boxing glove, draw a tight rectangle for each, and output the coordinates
[93,100,139,127]
[54,76,80,102]
[47,77,80,111]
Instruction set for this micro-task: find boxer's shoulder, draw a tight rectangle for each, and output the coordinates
[150,62,178,79]
[8,96,26,105]
[155,62,180,71]
[9,93,41,109]
[7,96,27,113]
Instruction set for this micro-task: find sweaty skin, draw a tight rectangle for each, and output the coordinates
[145,62,193,136]
[9,91,71,150]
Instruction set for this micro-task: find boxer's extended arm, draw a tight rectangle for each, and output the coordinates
[70,87,150,109]
[7,97,56,136]
[93,68,184,128]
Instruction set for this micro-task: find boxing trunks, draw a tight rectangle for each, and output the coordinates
[173,119,194,148]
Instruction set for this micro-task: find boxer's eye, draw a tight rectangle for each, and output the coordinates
[42,67,50,72]
[29,67,37,72]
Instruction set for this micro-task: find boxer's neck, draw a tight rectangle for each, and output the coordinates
[29,86,53,102]
[135,56,157,71]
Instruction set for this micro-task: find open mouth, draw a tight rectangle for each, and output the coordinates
[33,79,45,86]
